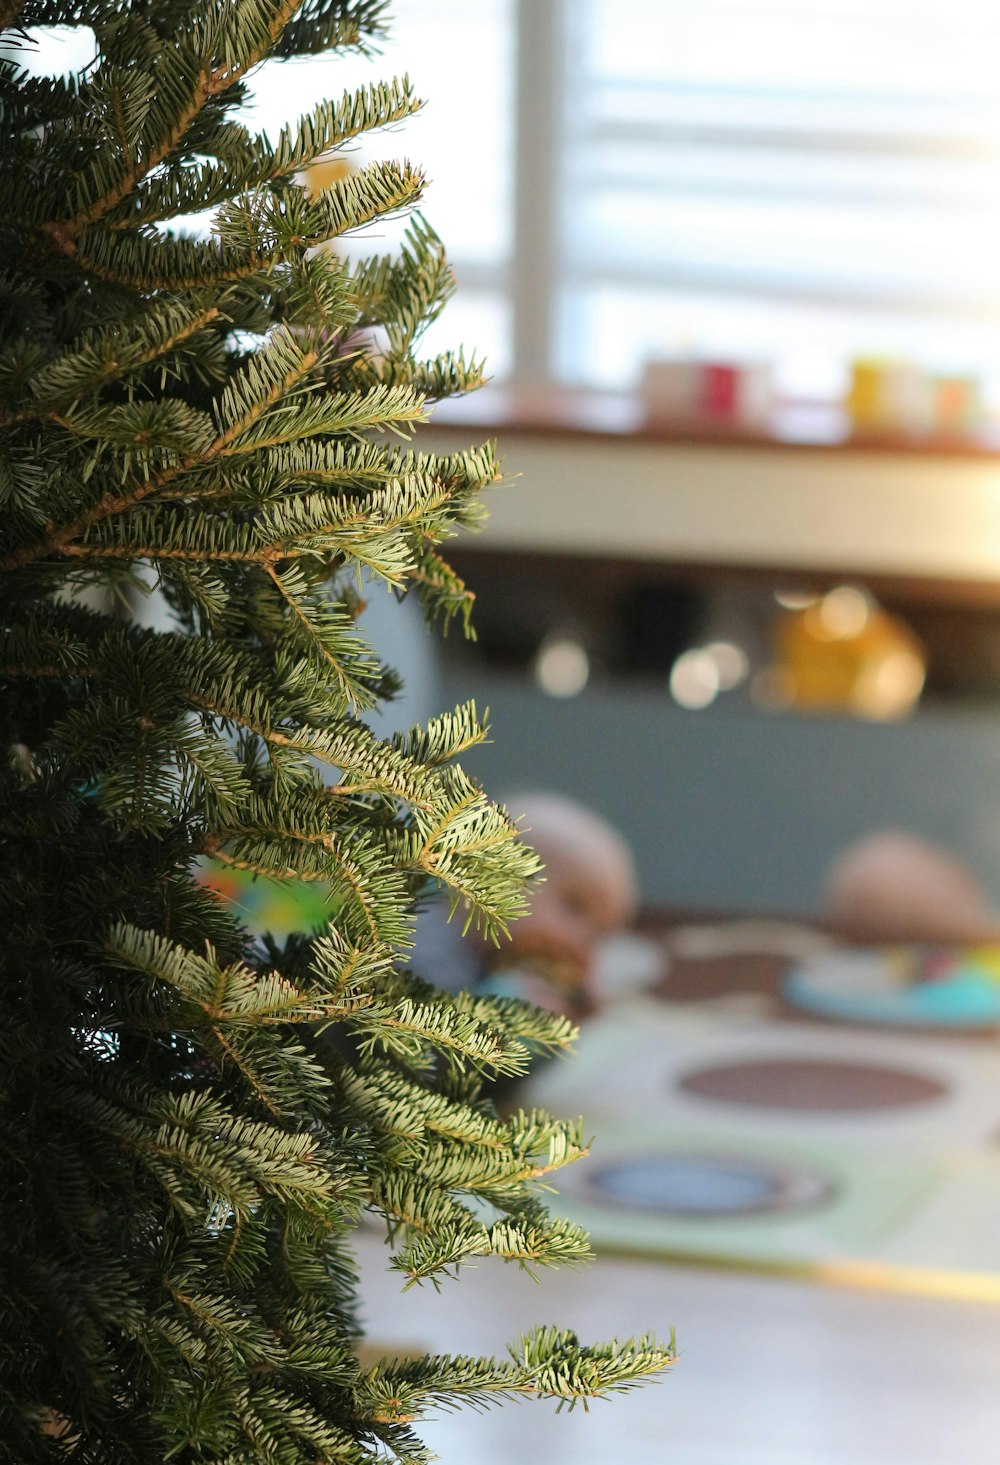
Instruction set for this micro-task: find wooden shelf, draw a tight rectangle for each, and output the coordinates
[419,388,1000,597]
[431,385,1000,459]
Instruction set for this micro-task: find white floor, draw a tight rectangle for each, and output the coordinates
[354,1228,1000,1464]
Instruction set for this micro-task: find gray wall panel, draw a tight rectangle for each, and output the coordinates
[440,670,1000,915]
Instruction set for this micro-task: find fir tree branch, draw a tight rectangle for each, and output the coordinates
[263,562,378,712]
[359,1328,677,1421]
[202,845,333,882]
[72,161,424,291]
[39,0,308,247]
[61,540,266,563]
[391,702,490,767]
[209,1026,286,1114]
[0,306,222,428]
[0,661,99,678]
[409,787,480,870]
[0,344,319,571]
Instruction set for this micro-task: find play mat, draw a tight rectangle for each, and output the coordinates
[525,939,1000,1301]
[194,865,1000,1300]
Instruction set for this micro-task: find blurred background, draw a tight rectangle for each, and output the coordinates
[26,1,1000,917]
[251,0,1000,920]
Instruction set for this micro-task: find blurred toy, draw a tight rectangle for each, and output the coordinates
[848,359,927,435]
[496,792,639,1010]
[196,856,336,941]
[784,946,1000,1030]
[766,585,926,721]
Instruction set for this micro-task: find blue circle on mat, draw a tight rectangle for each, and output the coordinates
[587,1154,829,1217]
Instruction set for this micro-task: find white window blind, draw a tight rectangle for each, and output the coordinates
[554,0,1000,400]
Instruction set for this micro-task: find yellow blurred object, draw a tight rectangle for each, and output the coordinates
[959,947,1000,981]
[771,586,926,720]
[848,358,931,436]
[848,360,890,433]
[301,155,354,200]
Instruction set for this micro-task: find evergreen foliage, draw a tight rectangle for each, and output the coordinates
[0,2,676,1459]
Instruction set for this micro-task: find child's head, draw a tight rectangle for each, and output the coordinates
[822,829,1000,945]
[499,792,638,1004]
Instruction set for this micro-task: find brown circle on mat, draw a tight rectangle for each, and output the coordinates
[679,1057,946,1112]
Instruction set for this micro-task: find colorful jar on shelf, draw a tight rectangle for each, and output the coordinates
[643,358,773,432]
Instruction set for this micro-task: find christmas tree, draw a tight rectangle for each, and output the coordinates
[0,2,674,1459]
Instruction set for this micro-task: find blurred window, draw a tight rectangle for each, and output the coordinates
[360,0,1000,406]
[18,1,1000,404]
[557,0,1000,401]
